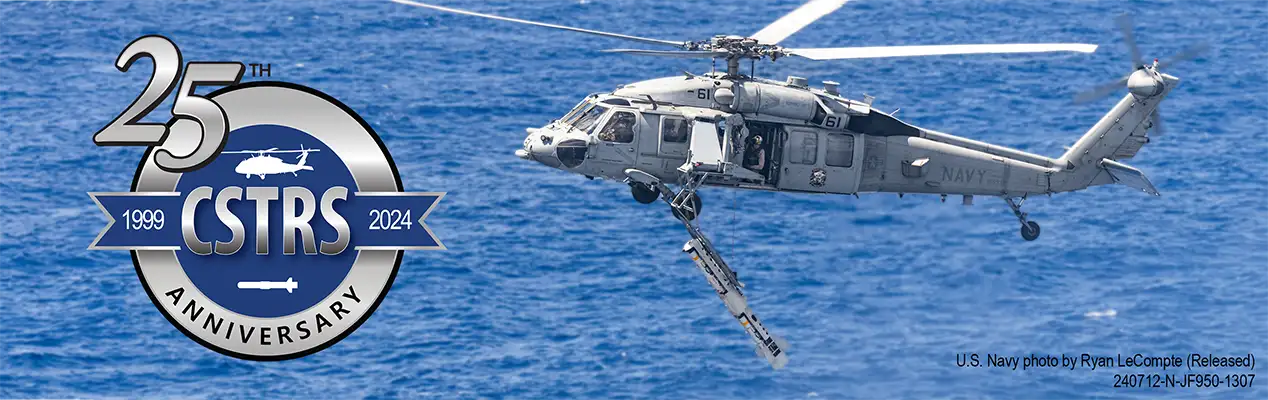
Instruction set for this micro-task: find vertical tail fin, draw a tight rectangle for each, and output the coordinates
[1050,72,1178,194]
[1047,15,1202,196]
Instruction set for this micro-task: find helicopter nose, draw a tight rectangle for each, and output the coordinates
[520,128,562,168]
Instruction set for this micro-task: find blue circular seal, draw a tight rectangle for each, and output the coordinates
[176,124,358,318]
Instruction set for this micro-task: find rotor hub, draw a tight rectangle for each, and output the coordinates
[691,35,787,61]
[1126,68,1164,98]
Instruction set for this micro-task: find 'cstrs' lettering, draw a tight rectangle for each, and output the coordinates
[181,186,350,256]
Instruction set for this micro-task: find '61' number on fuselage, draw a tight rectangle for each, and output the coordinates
[93,35,245,172]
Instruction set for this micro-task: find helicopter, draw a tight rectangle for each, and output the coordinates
[395,0,1204,242]
[393,0,1207,368]
[221,147,320,179]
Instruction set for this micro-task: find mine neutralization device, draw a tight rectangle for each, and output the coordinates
[395,0,1206,368]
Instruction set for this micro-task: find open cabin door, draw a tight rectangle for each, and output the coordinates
[679,119,726,174]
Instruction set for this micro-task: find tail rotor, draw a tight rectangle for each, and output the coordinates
[295,145,317,169]
[1072,14,1208,135]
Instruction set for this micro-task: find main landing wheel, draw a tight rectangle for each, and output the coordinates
[673,192,703,221]
[630,183,659,204]
[1020,221,1041,241]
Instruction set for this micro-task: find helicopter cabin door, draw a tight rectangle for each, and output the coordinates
[778,127,861,193]
[592,110,639,165]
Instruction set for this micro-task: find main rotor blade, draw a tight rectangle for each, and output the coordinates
[392,0,687,48]
[751,0,849,45]
[1156,42,1209,70]
[603,49,731,58]
[788,43,1098,60]
[1072,75,1129,104]
[1115,14,1144,69]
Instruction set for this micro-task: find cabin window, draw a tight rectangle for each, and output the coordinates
[598,111,636,143]
[788,130,818,165]
[825,134,854,167]
[601,98,631,106]
[661,117,690,143]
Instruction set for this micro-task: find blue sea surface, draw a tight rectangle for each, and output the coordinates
[2,0,1266,398]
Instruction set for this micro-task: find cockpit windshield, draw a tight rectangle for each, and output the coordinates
[560,100,589,123]
[567,104,610,134]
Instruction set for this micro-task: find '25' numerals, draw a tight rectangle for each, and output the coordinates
[93,35,244,172]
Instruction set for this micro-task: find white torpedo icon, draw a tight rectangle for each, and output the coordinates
[236,277,299,293]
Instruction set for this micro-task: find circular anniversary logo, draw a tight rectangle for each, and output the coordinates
[88,36,443,360]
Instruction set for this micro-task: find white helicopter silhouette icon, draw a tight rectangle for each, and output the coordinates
[221,146,320,179]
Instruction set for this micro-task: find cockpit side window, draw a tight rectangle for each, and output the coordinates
[661,116,690,143]
[598,111,636,143]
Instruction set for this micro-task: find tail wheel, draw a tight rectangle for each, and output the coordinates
[1020,221,1041,241]
[630,183,659,204]
[673,193,703,221]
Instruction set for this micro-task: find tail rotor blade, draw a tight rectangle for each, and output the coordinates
[1150,108,1164,136]
[1115,13,1144,69]
[1156,42,1209,70]
[1072,75,1130,104]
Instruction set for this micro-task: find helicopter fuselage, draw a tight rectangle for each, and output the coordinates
[518,72,1171,201]
[235,155,314,179]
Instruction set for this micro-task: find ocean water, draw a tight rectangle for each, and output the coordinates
[2,0,1266,398]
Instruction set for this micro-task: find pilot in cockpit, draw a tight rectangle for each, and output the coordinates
[598,111,636,143]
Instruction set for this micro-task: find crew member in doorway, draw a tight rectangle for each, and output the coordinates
[743,134,765,173]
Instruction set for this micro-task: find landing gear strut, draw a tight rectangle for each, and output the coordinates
[1005,196,1041,241]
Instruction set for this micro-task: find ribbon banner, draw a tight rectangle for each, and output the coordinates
[89,191,444,252]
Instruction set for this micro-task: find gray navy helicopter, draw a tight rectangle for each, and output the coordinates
[395,0,1204,368]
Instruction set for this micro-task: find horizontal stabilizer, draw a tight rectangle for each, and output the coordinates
[1100,158,1159,196]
